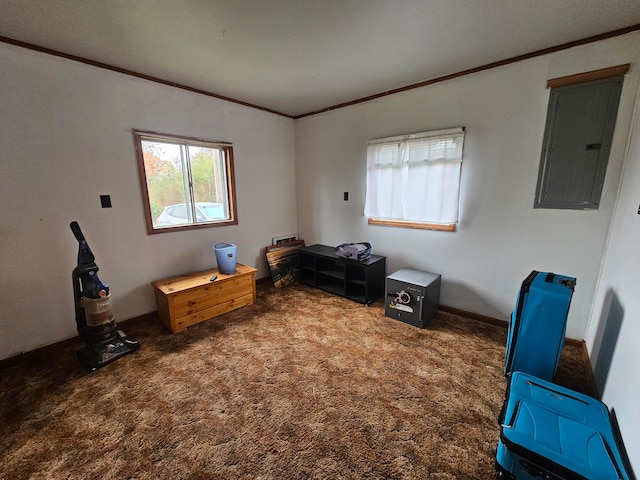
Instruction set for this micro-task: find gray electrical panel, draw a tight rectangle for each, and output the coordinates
[535,76,623,209]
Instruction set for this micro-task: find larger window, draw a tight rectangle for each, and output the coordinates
[364,127,465,231]
[134,130,237,234]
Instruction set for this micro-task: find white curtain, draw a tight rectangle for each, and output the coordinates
[364,127,465,224]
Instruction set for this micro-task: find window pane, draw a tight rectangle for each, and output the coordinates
[189,146,229,220]
[141,140,190,228]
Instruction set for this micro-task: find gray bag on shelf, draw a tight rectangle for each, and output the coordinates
[335,242,372,261]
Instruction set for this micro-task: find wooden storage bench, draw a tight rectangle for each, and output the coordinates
[152,263,257,333]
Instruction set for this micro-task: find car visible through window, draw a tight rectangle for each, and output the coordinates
[155,202,227,226]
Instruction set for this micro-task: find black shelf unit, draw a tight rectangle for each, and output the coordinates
[299,244,386,305]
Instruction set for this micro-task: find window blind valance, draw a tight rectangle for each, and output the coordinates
[366,126,465,146]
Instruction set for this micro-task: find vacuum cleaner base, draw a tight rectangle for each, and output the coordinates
[75,330,140,372]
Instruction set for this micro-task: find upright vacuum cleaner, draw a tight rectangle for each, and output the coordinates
[70,221,139,371]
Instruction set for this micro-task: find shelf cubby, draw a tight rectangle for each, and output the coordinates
[298,244,386,305]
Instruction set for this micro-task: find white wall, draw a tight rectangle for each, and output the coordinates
[0,43,296,360]
[294,32,640,341]
[586,84,640,472]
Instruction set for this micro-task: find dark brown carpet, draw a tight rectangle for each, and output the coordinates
[0,283,594,479]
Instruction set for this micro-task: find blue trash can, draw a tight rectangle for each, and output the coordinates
[214,243,237,274]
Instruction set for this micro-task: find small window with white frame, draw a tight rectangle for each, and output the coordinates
[364,127,465,231]
[133,130,238,234]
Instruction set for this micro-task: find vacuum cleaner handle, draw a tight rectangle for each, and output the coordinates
[70,221,97,273]
[70,221,84,243]
[70,221,110,298]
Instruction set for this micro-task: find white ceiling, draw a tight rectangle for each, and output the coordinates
[1,0,640,118]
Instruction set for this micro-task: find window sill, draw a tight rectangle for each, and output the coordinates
[367,218,456,232]
[147,219,239,234]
